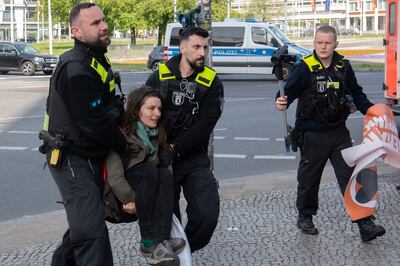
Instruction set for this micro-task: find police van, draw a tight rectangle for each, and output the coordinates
[164,21,311,79]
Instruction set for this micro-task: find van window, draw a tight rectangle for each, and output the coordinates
[252,27,269,45]
[170,27,183,46]
[389,3,396,36]
[212,27,245,47]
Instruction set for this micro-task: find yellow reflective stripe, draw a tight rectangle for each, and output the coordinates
[195,66,216,87]
[43,112,49,131]
[302,55,323,72]
[159,63,175,80]
[90,58,108,83]
[327,81,340,89]
[105,55,111,65]
[109,78,115,92]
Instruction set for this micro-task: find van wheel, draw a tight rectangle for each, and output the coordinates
[274,63,292,81]
[21,61,35,76]
[151,61,160,72]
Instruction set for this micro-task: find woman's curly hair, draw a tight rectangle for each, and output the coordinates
[124,85,167,146]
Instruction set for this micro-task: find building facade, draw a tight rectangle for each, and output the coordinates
[0,0,42,41]
[231,0,386,36]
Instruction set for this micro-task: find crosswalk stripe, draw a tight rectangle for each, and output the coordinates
[7,130,38,134]
[234,137,270,141]
[214,154,247,159]
[0,146,28,150]
[214,136,225,140]
[254,155,296,160]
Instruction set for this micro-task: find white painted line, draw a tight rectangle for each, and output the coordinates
[225,97,269,102]
[214,136,226,140]
[214,154,247,159]
[214,128,227,131]
[31,147,39,151]
[0,146,28,151]
[7,130,38,134]
[234,137,270,141]
[275,138,284,142]
[0,115,44,121]
[254,155,296,160]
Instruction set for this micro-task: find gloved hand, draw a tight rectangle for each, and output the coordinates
[158,145,178,168]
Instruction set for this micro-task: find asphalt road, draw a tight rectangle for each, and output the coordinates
[0,70,386,222]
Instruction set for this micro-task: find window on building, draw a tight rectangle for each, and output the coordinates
[377,0,386,9]
[349,2,357,11]
[212,27,245,47]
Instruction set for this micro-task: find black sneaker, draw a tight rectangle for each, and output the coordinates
[141,238,186,257]
[358,218,386,242]
[148,241,180,266]
[167,238,186,254]
[297,215,319,235]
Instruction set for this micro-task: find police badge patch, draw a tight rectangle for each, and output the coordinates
[317,81,326,93]
[172,91,186,105]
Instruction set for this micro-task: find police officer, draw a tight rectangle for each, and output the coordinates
[39,3,127,265]
[146,27,224,252]
[275,25,386,242]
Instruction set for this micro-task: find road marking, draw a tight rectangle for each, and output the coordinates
[214,136,226,140]
[275,138,284,141]
[0,115,44,121]
[7,130,38,134]
[234,137,270,141]
[225,97,269,102]
[214,128,227,131]
[254,155,296,160]
[214,154,247,159]
[31,147,39,151]
[0,146,28,150]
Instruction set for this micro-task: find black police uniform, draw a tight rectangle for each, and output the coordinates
[281,51,373,217]
[146,54,224,252]
[41,39,127,266]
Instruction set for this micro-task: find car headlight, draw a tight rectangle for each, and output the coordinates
[34,57,45,63]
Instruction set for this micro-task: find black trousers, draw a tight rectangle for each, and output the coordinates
[296,125,354,216]
[49,155,113,266]
[172,151,220,252]
[125,162,174,244]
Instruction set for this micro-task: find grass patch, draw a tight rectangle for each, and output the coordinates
[111,63,147,71]
[350,60,384,71]
[31,39,156,56]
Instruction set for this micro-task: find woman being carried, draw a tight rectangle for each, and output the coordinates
[106,85,185,266]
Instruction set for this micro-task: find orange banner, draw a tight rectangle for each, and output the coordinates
[342,104,400,221]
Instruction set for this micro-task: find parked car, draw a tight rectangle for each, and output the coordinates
[0,42,58,76]
[147,45,164,72]
[16,36,37,43]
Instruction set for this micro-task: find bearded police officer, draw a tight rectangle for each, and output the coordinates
[275,25,386,242]
[39,3,127,265]
[146,27,224,252]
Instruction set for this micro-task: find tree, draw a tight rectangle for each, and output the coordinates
[247,0,285,22]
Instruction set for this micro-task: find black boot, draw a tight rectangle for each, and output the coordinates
[396,185,400,190]
[357,218,386,242]
[297,214,318,235]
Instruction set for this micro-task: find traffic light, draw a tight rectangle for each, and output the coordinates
[177,6,201,28]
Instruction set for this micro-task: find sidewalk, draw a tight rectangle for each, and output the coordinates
[1,161,399,265]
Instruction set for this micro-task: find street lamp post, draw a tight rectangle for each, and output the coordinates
[10,0,14,41]
[174,0,177,22]
[47,0,52,54]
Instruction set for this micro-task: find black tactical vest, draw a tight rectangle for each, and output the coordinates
[296,54,350,126]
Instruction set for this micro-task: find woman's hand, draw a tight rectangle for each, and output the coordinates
[122,202,136,214]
